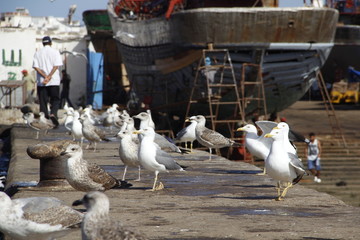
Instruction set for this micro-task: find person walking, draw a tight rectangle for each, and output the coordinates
[33,36,62,126]
[21,69,36,103]
[60,69,74,108]
[305,132,322,183]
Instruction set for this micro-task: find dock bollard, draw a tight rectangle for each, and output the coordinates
[27,140,75,189]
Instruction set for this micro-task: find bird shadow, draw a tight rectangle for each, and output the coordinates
[208,169,262,175]
[211,195,274,200]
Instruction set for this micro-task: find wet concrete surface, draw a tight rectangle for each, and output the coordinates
[4,124,360,239]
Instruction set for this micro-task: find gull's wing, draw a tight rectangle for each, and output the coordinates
[154,133,181,153]
[87,163,119,189]
[289,129,310,144]
[200,128,231,146]
[175,127,188,141]
[255,121,278,136]
[255,121,277,150]
[288,152,307,184]
[14,197,83,228]
[155,148,183,170]
[14,197,63,213]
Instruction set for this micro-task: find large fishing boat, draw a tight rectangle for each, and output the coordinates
[322,0,360,83]
[107,0,338,118]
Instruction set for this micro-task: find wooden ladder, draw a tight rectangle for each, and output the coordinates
[185,47,243,155]
[239,63,268,121]
[316,71,347,147]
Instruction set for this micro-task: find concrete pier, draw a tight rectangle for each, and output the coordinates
[3,123,360,240]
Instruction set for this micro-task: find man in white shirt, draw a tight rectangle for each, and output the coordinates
[33,36,63,126]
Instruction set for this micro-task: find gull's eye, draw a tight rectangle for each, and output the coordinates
[71,148,76,151]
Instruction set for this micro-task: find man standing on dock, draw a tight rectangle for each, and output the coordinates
[33,36,62,126]
[305,132,322,183]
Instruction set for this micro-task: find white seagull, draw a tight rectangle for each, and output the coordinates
[0,192,83,240]
[176,118,197,152]
[236,121,277,174]
[71,111,84,146]
[134,127,185,191]
[264,128,307,201]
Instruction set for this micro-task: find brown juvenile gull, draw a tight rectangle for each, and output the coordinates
[117,129,141,181]
[134,127,185,191]
[264,128,307,201]
[79,114,110,152]
[73,191,147,240]
[0,192,83,240]
[60,144,131,192]
[189,115,240,160]
[22,112,54,139]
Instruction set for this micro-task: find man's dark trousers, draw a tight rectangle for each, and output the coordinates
[37,86,60,118]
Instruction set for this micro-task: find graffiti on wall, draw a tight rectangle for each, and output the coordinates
[2,49,22,66]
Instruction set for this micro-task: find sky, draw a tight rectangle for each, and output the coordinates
[1,0,305,25]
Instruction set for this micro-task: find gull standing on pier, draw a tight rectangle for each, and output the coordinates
[237,121,277,174]
[134,111,182,153]
[80,114,110,152]
[0,192,83,240]
[189,115,239,160]
[117,130,141,181]
[73,191,147,240]
[61,144,129,192]
[23,112,54,139]
[134,127,185,191]
[264,128,307,201]
[177,118,197,152]
[71,110,84,146]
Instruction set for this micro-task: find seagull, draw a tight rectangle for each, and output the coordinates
[134,111,183,153]
[133,111,155,130]
[60,144,130,191]
[189,115,240,160]
[22,112,54,139]
[264,128,307,201]
[0,192,83,240]
[176,118,197,152]
[71,111,84,145]
[236,121,277,174]
[102,108,115,128]
[72,191,147,240]
[38,112,56,128]
[134,127,185,191]
[275,122,309,152]
[80,114,110,152]
[117,130,141,181]
[64,107,75,132]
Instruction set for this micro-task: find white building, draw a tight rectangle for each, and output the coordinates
[0,7,89,107]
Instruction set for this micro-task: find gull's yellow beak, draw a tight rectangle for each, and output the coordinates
[185,118,190,122]
[264,133,273,138]
[273,126,280,130]
[236,127,245,131]
[133,131,141,134]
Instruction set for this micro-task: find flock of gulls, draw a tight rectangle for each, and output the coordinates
[0,103,310,239]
